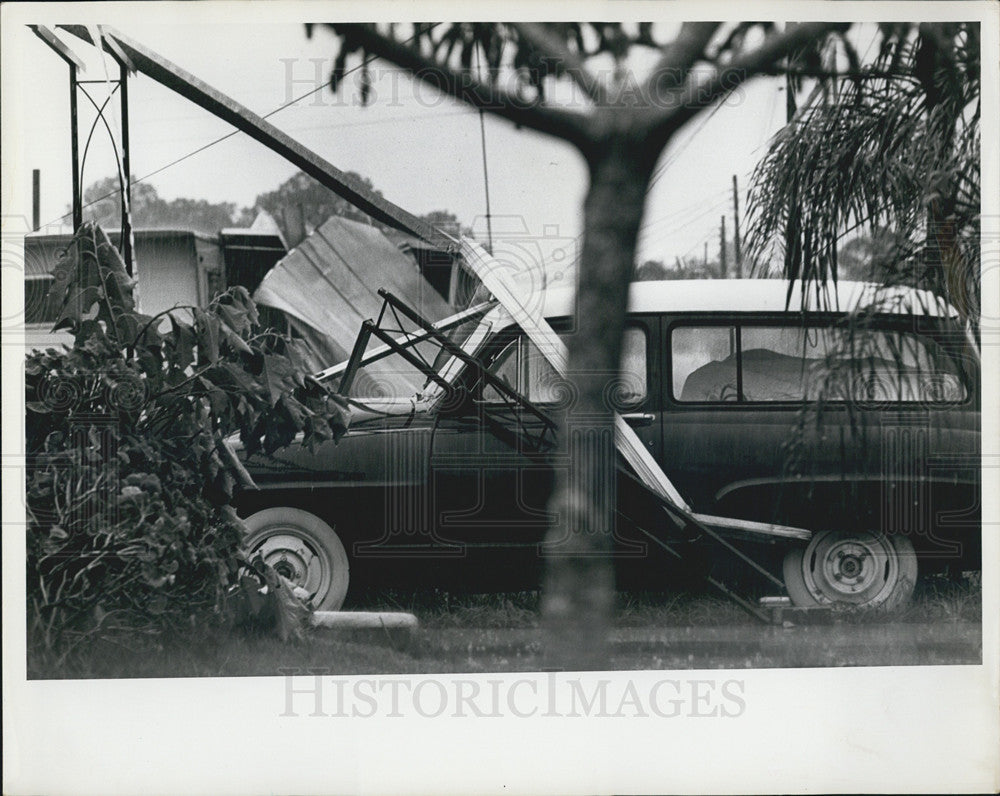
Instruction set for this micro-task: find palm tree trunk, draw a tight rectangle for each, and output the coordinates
[917,24,972,321]
[541,137,654,669]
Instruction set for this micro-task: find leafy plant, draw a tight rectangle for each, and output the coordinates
[25,223,349,659]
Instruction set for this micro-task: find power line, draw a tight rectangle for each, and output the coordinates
[646,82,734,193]
[98,109,477,150]
[638,190,733,245]
[642,162,757,251]
[639,198,731,256]
[638,186,732,235]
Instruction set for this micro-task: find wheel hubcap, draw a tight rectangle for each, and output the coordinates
[252,532,328,599]
[802,531,899,605]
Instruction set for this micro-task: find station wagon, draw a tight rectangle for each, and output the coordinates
[236,279,980,613]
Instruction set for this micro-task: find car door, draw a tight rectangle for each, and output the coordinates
[659,316,791,516]
[425,327,556,591]
[429,314,662,554]
[614,314,662,465]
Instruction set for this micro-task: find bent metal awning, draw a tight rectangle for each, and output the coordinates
[253,216,454,397]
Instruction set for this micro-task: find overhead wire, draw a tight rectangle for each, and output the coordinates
[43,23,443,228]
[639,167,756,257]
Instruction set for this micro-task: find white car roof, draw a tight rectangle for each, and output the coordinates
[515,278,957,319]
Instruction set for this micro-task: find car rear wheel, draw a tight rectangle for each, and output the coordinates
[783,530,917,610]
[243,508,350,611]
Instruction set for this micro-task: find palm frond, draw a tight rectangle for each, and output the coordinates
[745,23,980,333]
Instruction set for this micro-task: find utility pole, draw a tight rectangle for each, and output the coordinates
[720,215,728,279]
[732,174,743,278]
[703,241,708,269]
[32,170,40,231]
[478,108,494,254]
[785,23,797,125]
[474,46,494,254]
[784,47,798,276]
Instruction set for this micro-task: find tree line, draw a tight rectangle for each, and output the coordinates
[77,169,470,247]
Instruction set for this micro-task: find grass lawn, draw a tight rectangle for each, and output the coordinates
[26,575,982,679]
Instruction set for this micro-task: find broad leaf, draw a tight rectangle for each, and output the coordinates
[53,286,102,331]
[194,309,220,363]
[261,354,298,405]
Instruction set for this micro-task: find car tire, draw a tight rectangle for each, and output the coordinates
[783,530,917,611]
[243,507,350,611]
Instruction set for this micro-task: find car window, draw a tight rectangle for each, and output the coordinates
[672,326,738,402]
[617,328,648,405]
[740,326,837,401]
[482,336,565,403]
[486,337,523,398]
[484,326,647,405]
[672,324,965,403]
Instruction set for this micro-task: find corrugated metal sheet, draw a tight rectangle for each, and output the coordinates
[253,216,454,396]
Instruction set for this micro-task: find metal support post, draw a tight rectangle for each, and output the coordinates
[69,64,82,231]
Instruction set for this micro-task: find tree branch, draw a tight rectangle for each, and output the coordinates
[325,23,594,152]
[646,21,848,149]
[642,22,721,100]
[511,22,606,106]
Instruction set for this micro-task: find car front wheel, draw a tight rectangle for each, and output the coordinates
[243,507,350,611]
[783,530,917,611]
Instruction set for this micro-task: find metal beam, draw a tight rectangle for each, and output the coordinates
[28,25,86,71]
[60,24,454,252]
[99,25,135,73]
[316,300,494,383]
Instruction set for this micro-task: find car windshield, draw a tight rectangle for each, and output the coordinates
[316,300,496,403]
[479,323,647,407]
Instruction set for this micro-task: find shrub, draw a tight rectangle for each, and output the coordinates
[25,223,348,657]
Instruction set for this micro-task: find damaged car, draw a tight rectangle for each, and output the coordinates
[235,277,980,614]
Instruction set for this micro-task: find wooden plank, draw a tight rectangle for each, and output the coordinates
[59,25,453,251]
[690,512,811,541]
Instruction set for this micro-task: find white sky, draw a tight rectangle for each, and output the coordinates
[5,19,804,267]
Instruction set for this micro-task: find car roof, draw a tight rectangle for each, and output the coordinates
[526,279,957,318]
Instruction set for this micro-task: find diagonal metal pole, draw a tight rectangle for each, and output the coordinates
[119,60,133,275]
